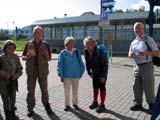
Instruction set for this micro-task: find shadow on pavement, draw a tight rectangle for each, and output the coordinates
[69,107,100,120]
[31,112,44,120]
[48,112,61,120]
[140,108,152,115]
[0,113,3,120]
[69,107,137,120]
[104,109,137,120]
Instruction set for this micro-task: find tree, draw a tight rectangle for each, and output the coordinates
[139,5,145,11]
[114,9,123,13]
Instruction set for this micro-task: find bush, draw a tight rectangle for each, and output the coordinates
[0,34,10,40]
[17,34,27,40]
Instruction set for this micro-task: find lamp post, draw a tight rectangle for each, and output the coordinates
[6,23,9,34]
[12,21,15,36]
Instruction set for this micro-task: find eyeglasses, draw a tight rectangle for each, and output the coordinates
[7,46,16,50]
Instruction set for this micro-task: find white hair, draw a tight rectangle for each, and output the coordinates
[133,22,144,31]
[83,36,96,47]
[64,36,75,47]
[32,25,43,34]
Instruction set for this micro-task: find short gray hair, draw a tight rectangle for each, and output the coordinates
[33,25,43,34]
[133,22,144,31]
[64,36,75,47]
[83,36,96,47]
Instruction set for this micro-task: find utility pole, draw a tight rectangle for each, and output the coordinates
[147,0,160,37]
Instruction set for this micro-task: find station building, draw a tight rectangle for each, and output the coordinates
[22,11,160,54]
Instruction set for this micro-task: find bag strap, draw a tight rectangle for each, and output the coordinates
[144,35,152,51]
[144,35,151,60]
[75,49,80,64]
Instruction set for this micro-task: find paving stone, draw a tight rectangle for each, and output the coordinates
[0,55,159,120]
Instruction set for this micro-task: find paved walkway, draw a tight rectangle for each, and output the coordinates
[0,55,160,120]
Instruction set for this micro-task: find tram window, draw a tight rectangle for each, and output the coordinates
[56,27,63,39]
[86,25,99,40]
[74,26,84,39]
[52,27,56,39]
[63,27,69,39]
[44,27,51,40]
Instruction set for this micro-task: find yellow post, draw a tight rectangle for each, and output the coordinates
[108,32,112,43]
[108,32,112,62]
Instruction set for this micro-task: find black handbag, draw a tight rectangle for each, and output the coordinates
[144,36,160,67]
[152,56,160,67]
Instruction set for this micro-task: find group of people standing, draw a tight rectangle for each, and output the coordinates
[0,26,108,120]
[0,21,159,120]
[57,36,108,113]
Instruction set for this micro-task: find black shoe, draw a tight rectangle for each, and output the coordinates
[64,106,71,111]
[96,105,106,113]
[14,106,17,111]
[73,105,79,110]
[130,104,143,111]
[12,114,20,120]
[27,111,35,117]
[45,105,53,115]
[89,101,99,109]
[12,111,20,120]
[149,103,154,111]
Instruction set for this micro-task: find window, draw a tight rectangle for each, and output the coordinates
[52,27,56,39]
[86,25,99,40]
[44,27,51,40]
[56,26,62,39]
[63,26,69,39]
[74,25,84,39]
[121,25,134,41]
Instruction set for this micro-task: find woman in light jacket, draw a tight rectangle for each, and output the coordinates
[57,36,85,111]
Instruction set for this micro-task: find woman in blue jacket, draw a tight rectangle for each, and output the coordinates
[57,36,85,111]
[83,36,108,113]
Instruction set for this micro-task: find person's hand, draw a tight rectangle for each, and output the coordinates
[2,71,11,79]
[43,49,49,57]
[43,49,51,60]
[27,49,36,58]
[79,75,82,79]
[100,77,106,84]
[89,73,93,78]
[22,56,27,60]
[11,74,16,80]
[139,51,147,56]
[129,53,135,58]
[61,77,64,83]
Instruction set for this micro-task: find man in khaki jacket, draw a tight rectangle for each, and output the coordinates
[22,26,53,117]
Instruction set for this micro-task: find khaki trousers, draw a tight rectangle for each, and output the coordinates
[63,78,79,106]
[26,66,49,112]
[133,62,155,105]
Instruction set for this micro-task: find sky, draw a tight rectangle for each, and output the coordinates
[0,0,150,29]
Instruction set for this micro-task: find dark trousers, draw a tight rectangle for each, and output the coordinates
[92,76,106,91]
[92,76,107,105]
[1,87,16,120]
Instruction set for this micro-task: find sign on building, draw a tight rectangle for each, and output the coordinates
[101,0,114,21]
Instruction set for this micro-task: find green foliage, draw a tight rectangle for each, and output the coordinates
[15,40,26,51]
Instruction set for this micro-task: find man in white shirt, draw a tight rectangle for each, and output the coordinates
[128,22,160,112]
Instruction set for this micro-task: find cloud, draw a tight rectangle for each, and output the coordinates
[115,0,149,11]
[131,0,149,10]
